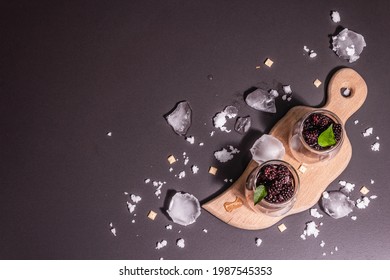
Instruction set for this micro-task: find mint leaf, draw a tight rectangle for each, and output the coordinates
[254,185,267,205]
[318,124,337,147]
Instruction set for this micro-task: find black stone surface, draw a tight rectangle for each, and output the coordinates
[0,0,389,259]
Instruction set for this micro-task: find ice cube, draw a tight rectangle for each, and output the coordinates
[234,116,251,134]
[167,192,201,226]
[321,191,354,219]
[332,28,366,63]
[176,238,185,248]
[245,88,277,113]
[165,101,192,136]
[250,134,285,163]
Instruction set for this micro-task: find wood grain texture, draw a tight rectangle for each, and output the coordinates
[202,68,368,230]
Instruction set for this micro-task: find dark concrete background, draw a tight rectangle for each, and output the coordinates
[0,0,389,259]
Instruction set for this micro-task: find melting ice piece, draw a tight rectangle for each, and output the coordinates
[331,11,341,23]
[213,105,238,132]
[167,192,201,226]
[250,134,285,163]
[321,191,354,219]
[165,101,192,136]
[234,116,251,134]
[214,146,240,163]
[245,88,277,113]
[332,28,366,63]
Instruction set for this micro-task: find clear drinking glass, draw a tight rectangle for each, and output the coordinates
[245,160,300,217]
[289,109,344,164]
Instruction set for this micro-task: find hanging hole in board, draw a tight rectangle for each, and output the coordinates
[340,87,352,97]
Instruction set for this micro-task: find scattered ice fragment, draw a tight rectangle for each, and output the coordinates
[165,224,173,230]
[310,208,323,219]
[303,45,310,52]
[320,240,325,247]
[178,171,186,179]
[131,219,135,223]
[370,195,377,200]
[234,116,252,134]
[165,101,192,136]
[156,240,167,250]
[210,131,215,137]
[309,51,317,58]
[214,146,240,163]
[186,136,195,144]
[106,132,112,137]
[199,142,204,146]
[339,180,346,187]
[191,165,199,174]
[207,74,213,80]
[335,246,338,252]
[131,194,142,203]
[283,85,292,94]
[332,28,366,63]
[144,178,151,184]
[184,157,189,165]
[371,142,380,151]
[281,95,287,101]
[322,252,326,256]
[351,216,357,221]
[176,238,185,248]
[269,89,279,97]
[169,167,173,172]
[376,136,380,140]
[354,120,359,125]
[255,238,262,247]
[362,127,373,137]
[127,202,136,213]
[245,88,277,113]
[356,196,370,209]
[203,229,208,233]
[167,192,201,226]
[155,188,161,197]
[109,223,116,236]
[213,106,238,132]
[341,88,351,97]
[341,182,355,193]
[287,97,292,102]
[321,191,354,219]
[304,221,320,238]
[370,179,375,184]
[331,11,341,23]
[250,134,285,163]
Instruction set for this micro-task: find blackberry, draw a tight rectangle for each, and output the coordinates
[302,112,343,150]
[333,123,342,141]
[259,164,295,204]
[303,130,319,146]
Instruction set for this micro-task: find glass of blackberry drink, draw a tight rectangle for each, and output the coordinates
[245,160,300,217]
[289,109,344,164]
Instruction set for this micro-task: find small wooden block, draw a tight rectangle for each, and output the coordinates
[167,155,176,164]
[313,79,322,88]
[360,186,370,195]
[224,197,243,212]
[298,164,307,174]
[264,58,274,67]
[278,223,287,232]
[208,166,218,175]
[147,210,157,220]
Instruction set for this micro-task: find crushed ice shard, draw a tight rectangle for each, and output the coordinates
[165,101,192,136]
[332,28,366,63]
[250,134,285,163]
[245,88,277,113]
[321,191,354,219]
[235,116,251,134]
[167,192,201,226]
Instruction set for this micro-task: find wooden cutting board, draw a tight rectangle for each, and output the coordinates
[202,68,368,230]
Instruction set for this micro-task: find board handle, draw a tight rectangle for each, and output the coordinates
[324,68,368,123]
